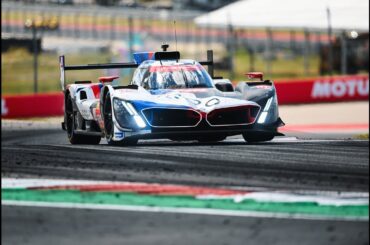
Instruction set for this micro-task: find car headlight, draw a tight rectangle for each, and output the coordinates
[113,99,146,129]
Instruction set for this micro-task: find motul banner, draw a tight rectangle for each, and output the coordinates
[275,74,369,104]
[1,92,64,119]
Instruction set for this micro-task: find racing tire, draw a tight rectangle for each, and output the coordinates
[242,133,274,143]
[103,92,138,146]
[65,93,101,145]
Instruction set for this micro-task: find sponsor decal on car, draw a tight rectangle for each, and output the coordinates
[114,132,124,139]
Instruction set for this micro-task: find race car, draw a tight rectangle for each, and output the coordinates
[59,45,285,145]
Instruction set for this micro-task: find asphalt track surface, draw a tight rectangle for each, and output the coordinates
[2,125,369,245]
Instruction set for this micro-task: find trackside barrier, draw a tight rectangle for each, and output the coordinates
[1,92,64,119]
[1,75,368,118]
[274,74,369,104]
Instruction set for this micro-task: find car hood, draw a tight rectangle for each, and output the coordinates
[113,87,259,113]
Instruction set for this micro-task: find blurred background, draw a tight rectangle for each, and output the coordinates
[2,0,369,95]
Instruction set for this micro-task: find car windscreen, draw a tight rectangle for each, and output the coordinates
[142,64,214,90]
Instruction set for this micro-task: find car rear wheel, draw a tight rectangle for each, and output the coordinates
[103,92,138,146]
[65,93,101,145]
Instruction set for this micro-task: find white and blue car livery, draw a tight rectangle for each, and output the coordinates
[60,47,284,145]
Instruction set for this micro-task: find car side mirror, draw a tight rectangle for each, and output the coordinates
[213,79,234,92]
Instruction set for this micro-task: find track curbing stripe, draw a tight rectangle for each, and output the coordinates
[2,200,368,222]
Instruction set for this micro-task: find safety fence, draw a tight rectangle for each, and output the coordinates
[4,1,368,84]
[2,75,368,119]
[2,2,328,48]
[2,1,331,69]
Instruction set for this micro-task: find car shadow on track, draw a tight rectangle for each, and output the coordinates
[100,139,294,148]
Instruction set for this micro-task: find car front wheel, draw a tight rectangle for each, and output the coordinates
[103,92,138,146]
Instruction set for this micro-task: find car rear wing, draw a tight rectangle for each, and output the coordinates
[59,56,138,91]
[59,50,215,91]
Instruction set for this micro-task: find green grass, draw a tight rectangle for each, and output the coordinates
[2,47,322,95]
[355,134,369,140]
[216,49,320,81]
[1,48,113,95]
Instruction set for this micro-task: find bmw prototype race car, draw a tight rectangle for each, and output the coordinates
[59,45,285,145]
